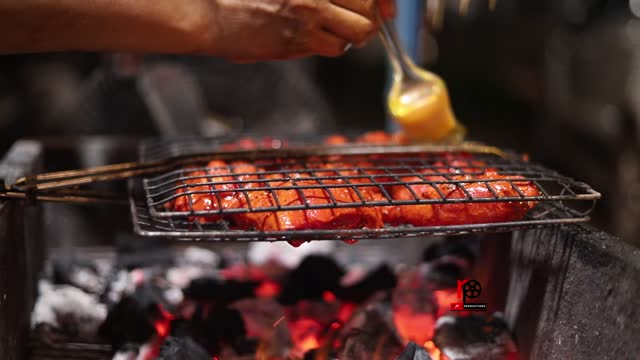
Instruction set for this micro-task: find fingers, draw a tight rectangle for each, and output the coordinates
[330,0,376,17]
[303,28,351,57]
[322,2,376,45]
[329,0,395,19]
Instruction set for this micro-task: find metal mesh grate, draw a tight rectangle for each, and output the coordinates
[142,153,598,216]
[128,137,600,241]
[131,196,593,241]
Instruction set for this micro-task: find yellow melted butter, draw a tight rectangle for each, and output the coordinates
[387,70,464,143]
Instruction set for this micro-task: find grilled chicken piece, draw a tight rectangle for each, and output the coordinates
[324,135,349,145]
[173,161,261,222]
[172,170,218,223]
[220,137,288,151]
[232,173,383,232]
[385,165,540,226]
[355,130,408,145]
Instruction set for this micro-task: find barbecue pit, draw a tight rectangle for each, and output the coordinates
[1,137,639,360]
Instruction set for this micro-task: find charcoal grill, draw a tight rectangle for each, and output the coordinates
[0,137,638,360]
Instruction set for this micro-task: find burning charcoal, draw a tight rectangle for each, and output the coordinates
[231,297,284,340]
[425,263,465,290]
[98,296,156,350]
[166,266,212,290]
[392,268,438,345]
[303,349,320,359]
[52,256,109,294]
[111,343,140,360]
[421,240,478,289]
[303,348,340,360]
[157,337,210,360]
[176,306,248,356]
[422,239,477,265]
[98,283,169,350]
[183,277,259,305]
[232,338,259,357]
[278,255,345,305]
[396,342,433,360]
[337,265,397,303]
[31,280,107,340]
[284,300,341,357]
[338,306,405,360]
[178,246,220,268]
[433,313,519,360]
[104,270,136,305]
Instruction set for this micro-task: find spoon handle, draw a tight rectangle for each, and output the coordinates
[378,17,420,81]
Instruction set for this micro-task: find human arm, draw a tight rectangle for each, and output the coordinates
[0,0,395,61]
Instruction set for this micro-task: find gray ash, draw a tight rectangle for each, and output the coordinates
[396,342,433,360]
[31,280,107,340]
[156,337,210,360]
[51,256,111,295]
[337,306,405,360]
[434,313,519,360]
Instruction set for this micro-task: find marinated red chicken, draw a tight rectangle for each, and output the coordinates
[232,173,383,231]
[383,163,540,226]
[172,160,261,222]
[171,169,218,223]
[169,132,541,232]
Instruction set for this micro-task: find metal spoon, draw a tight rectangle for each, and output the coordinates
[378,14,465,143]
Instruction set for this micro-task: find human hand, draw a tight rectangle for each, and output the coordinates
[196,0,396,62]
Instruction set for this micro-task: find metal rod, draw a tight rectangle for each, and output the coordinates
[10,142,509,192]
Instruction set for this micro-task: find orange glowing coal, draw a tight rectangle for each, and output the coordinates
[393,307,436,346]
[433,289,468,318]
[424,340,446,360]
[298,335,321,353]
[287,318,324,354]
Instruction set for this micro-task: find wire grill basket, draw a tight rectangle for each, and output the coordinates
[128,136,600,241]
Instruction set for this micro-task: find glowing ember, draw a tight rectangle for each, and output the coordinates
[154,305,174,338]
[298,335,321,353]
[220,264,267,282]
[322,291,337,303]
[433,289,467,318]
[393,307,436,346]
[288,317,324,354]
[424,340,444,360]
[255,281,281,298]
[336,303,357,323]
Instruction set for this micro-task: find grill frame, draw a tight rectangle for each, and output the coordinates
[131,196,594,241]
[142,152,599,218]
[130,137,600,241]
